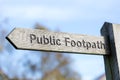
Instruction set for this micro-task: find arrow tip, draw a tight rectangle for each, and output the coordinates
[6,28,18,49]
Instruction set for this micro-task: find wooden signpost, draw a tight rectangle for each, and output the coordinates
[6,22,120,80]
[6,28,108,55]
[101,22,120,80]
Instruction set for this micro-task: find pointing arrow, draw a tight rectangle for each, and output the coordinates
[6,28,109,55]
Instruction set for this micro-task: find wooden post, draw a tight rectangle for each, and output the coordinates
[101,22,120,80]
[6,23,120,80]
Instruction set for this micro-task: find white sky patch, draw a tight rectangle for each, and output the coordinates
[71,54,105,80]
[1,0,120,22]
[1,5,78,21]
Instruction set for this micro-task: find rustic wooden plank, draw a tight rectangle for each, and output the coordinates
[6,28,108,55]
[101,22,120,80]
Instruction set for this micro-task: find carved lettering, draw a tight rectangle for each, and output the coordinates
[30,34,105,50]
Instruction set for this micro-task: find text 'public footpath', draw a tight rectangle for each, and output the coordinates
[30,34,105,50]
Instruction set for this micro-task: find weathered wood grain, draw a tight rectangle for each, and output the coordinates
[6,28,108,55]
[101,22,120,80]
